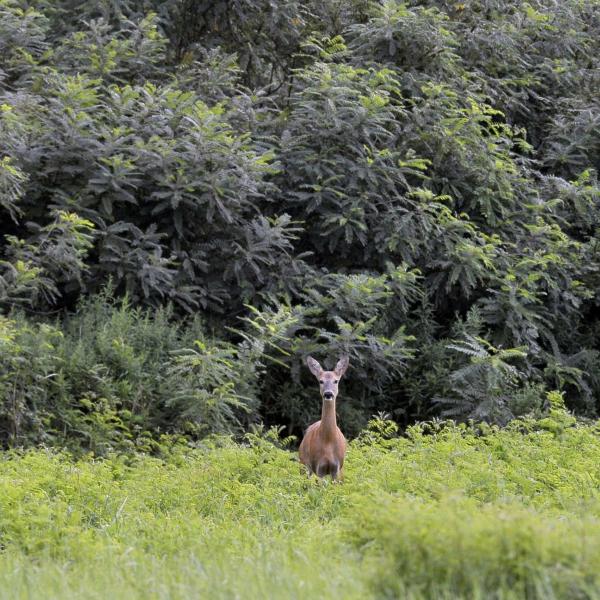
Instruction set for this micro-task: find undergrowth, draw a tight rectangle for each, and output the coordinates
[1,397,599,599]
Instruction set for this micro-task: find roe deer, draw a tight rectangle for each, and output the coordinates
[299,355,349,480]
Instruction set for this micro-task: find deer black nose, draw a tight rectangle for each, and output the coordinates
[323,391,334,399]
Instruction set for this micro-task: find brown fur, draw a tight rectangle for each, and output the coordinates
[299,356,349,481]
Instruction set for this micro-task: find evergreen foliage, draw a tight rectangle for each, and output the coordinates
[1,0,599,447]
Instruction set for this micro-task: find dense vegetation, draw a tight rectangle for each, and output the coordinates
[1,407,600,599]
[1,0,600,449]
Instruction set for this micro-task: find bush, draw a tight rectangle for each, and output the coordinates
[0,292,263,451]
[0,0,599,434]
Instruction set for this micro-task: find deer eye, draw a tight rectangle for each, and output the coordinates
[319,380,324,384]
[334,380,339,384]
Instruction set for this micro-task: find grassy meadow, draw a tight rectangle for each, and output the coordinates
[1,400,600,600]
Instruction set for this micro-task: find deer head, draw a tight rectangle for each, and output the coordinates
[306,355,349,402]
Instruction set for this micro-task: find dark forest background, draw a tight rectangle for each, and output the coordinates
[1,0,599,452]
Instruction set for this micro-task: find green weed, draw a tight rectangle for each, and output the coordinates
[1,415,599,599]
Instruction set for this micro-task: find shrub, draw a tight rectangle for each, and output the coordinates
[0,0,599,433]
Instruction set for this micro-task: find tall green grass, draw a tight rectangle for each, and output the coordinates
[1,407,600,599]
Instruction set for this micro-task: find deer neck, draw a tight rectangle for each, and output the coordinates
[320,397,338,440]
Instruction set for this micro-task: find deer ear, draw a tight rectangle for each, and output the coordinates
[334,355,349,378]
[306,356,323,377]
